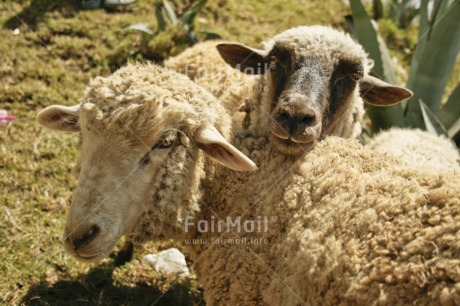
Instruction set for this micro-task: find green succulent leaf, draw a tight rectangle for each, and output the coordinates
[439,83,460,131]
[431,0,457,26]
[184,27,198,43]
[344,15,357,38]
[420,100,448,136]
[181,0,208,25]
[372,0,384,19]
[349,0,401,130]
[405,0,428,92]
[163,0,178,25]
[126,23,154,35]
[447,117,460,139]
[405,0,460,127]
[155,5,166,31]
[199,30,222,40]
[349,0,384,79]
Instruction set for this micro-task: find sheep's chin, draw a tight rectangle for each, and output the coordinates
[269,133,316,156]
[72,253,107,263]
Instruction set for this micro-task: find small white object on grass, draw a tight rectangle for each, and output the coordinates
[143,248,190,277]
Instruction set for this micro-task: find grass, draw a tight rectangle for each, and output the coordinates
[0,0,426,305]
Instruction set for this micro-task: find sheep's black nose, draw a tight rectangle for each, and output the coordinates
[278,107,317,135]
[72,224,101,250]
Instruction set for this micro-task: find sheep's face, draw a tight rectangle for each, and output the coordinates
[64,124,157,262]
[36,103,184,262]
[217,26,412,156]
[37,102,256,263]
[263,44,365,156]
[36,65,256,263]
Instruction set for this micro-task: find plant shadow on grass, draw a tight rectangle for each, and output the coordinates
[21,263,204,306]
[4,0,81,30]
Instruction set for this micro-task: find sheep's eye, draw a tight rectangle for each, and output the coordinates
[139,152,151,166]
[269,55,279,68]
[348,73,361,82]
[154,131,177,150]
[139,132,177,166]
[335,73,360,87]
[156,137,175,149]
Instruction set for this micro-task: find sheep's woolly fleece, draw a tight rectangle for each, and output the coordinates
[80,64,460,305]
[80,62,229,138]
[164,40,257,115]
[184,135,460,306]
[368,128,460,172]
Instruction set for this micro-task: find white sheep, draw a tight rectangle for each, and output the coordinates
[368,128,459,171]
[36,63,257,262]
[37,63,460,305]
[165,26,413,156]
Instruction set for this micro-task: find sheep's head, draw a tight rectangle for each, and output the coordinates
[217,26,413,156]
[36,64,256,263]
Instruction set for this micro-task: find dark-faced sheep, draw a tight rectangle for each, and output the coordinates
[166,26,413,156]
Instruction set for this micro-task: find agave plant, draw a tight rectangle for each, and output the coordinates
[372,0,422,28]
[349,0,460,145]
[128,0,220,43]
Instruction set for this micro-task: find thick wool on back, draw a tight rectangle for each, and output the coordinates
[164,40,258,114]
[193,136,460,305]
[368,128,460,172]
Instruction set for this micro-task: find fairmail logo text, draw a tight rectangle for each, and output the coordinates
[184,215,270,233]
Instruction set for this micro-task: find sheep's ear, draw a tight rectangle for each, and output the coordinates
[359,75,413,106]
[217,43,268,74]
[36,104,80,132]
[195,124,257,172]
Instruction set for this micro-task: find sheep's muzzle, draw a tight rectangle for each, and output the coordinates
[269,96,322,156]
